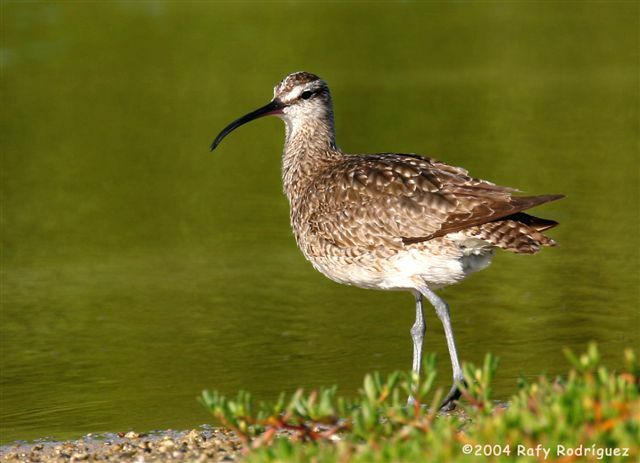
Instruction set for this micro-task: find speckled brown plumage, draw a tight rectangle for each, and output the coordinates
[293,153,561,257]
[210,71,564,410]
[263,73,563,279]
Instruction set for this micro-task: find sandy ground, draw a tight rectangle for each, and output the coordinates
[0,428,243,463]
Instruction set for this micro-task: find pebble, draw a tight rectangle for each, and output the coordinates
[0,429,243,462]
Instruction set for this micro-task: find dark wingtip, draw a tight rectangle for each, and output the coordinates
[505,212,560,231]
[526,194,565,203]
[515,194,566,209]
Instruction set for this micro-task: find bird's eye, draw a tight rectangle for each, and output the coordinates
[300,90,313,100]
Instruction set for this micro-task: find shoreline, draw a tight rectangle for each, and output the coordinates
[0,428,243,462]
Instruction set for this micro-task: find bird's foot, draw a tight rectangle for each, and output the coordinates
[439,379,467,411]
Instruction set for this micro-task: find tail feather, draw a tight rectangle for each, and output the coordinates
[465,219,558,254]
[464,196,564,254]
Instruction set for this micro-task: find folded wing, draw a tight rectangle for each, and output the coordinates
[302,153,563,253]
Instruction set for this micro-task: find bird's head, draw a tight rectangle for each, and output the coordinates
[210,71,333,151]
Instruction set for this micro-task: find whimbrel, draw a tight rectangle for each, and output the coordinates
[210,72,563,410]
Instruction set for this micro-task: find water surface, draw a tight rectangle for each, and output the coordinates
[2,1,638,443]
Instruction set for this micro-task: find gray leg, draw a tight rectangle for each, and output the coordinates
[418,285,465,410]
[410,291,425,375]
[408,291,425,405]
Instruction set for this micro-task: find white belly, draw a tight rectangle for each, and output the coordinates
[306,235,495,292]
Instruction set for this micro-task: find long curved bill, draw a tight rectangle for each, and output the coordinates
[210,99,285,151]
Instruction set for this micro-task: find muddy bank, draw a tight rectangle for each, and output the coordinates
[0,428,243,463]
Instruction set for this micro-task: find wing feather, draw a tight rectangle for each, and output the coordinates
[302,153,562,250]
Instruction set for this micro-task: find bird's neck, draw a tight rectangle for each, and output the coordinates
[281,115,342,204]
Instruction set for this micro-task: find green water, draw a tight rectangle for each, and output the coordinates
[1,1,638,444]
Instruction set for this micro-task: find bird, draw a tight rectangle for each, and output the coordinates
[210,71,563,410]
